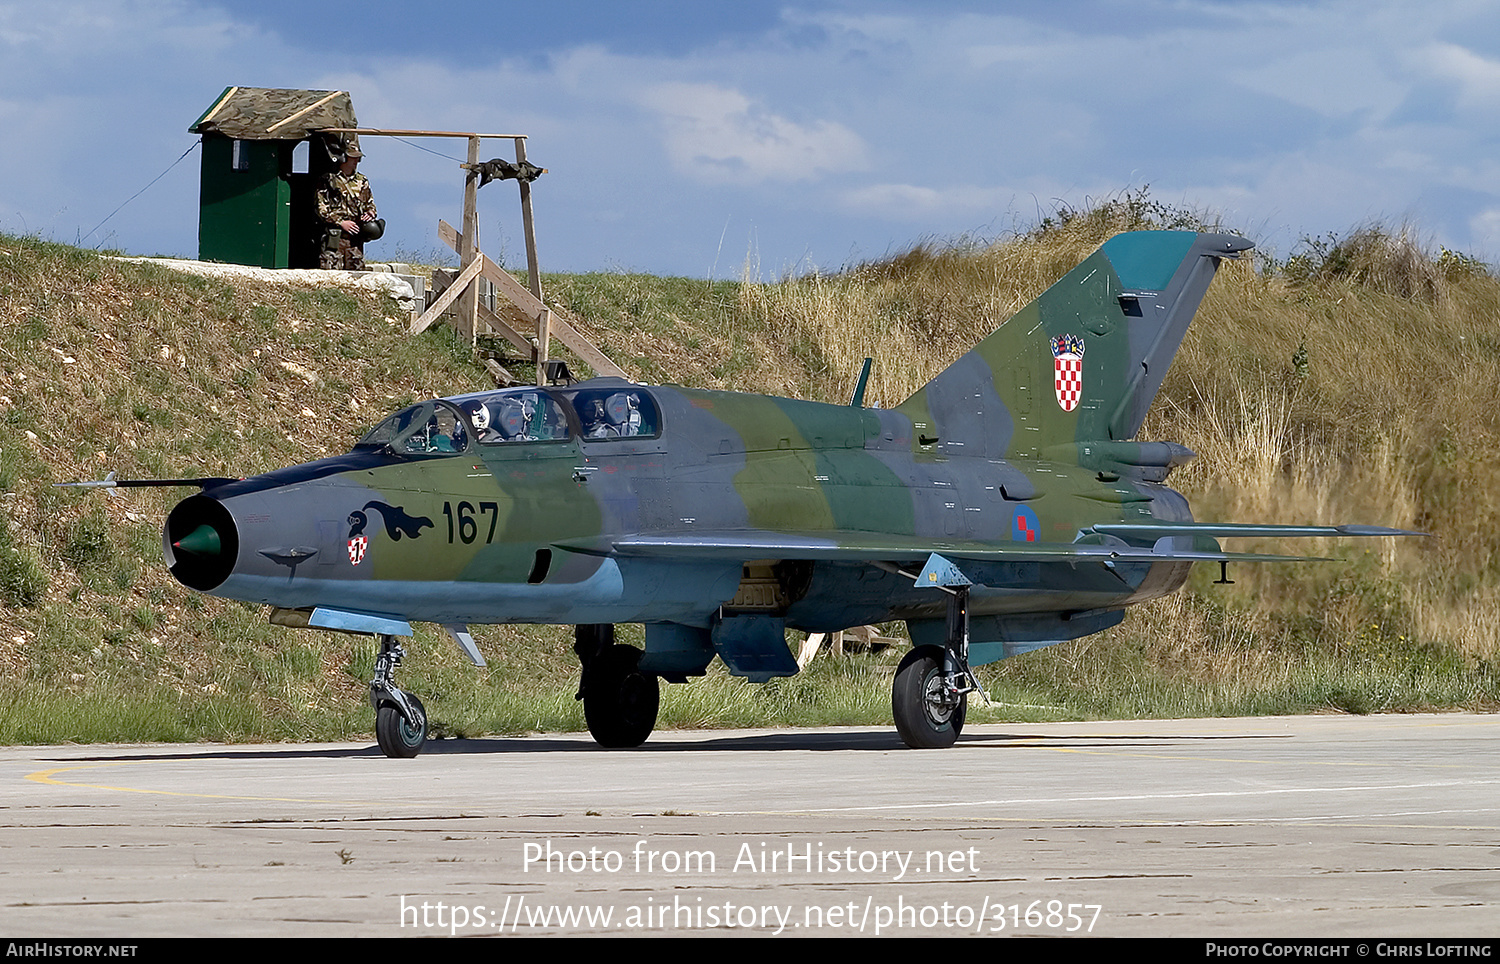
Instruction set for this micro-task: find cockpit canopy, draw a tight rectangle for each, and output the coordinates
[357,384,660,457]
[566,386,658,440]
[451,389,572,445]
[357,399,470,456]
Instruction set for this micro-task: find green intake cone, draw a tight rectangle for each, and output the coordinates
[174,524,221,556]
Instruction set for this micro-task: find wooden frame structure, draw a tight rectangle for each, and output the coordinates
[324,127,622,385]
[796,625,901,669]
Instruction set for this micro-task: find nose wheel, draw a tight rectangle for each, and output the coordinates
[375,693,427,758]
[370,633,428,758]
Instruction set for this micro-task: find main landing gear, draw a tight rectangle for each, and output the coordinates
[891,586,982,749]
[370,633,428,758]
[574,624,659,748]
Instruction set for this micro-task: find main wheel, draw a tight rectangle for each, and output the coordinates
[892,645,966,749]
[375,693,427,758]
[584,645,659,748]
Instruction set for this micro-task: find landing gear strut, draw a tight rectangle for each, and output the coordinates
[370,633,428,758]
[575,624,659,748]
[891,586,981,749]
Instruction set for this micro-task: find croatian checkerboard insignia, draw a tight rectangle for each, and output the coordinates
[1050,333,1085,412]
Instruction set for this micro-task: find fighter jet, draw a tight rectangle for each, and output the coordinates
[70,230,1418,756]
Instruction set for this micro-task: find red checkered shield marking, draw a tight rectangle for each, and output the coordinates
[347,535,367,565]
[1050,333,1085,412]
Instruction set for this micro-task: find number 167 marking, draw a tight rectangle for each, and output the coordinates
[443,501,499,544]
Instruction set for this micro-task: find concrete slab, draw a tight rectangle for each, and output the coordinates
[2,714,1498,937]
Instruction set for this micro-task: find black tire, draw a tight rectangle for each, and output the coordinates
[584,645,659,748]
[892,645,966,749]
[375,693,427,758]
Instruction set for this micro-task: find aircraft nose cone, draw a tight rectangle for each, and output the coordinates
[173,524,222,556]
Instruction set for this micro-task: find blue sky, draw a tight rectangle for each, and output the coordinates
[3,0,1500,277]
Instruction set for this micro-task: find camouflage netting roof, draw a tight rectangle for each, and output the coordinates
[188,87,358,140]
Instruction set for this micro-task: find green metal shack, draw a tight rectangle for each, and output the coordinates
[188,87,358,268]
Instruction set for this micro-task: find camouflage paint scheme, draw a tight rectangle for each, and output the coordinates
[161,231,1407,697]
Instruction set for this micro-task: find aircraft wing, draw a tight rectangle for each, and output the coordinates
[1089,522,1424,539]
[551,530,1338,566]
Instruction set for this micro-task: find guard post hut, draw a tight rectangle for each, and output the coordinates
[188,87,623,389]
[188,87,358,269]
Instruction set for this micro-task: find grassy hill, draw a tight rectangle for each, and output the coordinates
[2,194,1497,744]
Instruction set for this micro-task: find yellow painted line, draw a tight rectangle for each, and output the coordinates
[25,761,381,805]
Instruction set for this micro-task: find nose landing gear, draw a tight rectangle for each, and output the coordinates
[370,633,428,758]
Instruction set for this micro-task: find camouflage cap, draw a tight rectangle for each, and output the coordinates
[318,132,362,163]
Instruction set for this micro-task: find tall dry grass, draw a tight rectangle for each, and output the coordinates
[4,194,1495,742]
[733,224,1104,407]
[1153,227,1500,661]
[722,203,1500,666]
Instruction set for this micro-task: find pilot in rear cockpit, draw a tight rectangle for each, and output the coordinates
[581,392,643,438]
[583,398,611,438]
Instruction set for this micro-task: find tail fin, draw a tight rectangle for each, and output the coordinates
[895,231,1252,459]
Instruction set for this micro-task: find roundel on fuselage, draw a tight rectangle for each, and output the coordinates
[1011,504,1041,543]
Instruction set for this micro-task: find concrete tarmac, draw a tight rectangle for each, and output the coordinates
[2,713,1498,937]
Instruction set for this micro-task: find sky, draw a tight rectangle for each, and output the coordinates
[3,0,1500,278]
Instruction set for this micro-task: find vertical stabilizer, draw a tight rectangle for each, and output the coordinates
[895,231,1252,458]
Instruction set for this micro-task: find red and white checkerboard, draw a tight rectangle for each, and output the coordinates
[1054,354,1082,412]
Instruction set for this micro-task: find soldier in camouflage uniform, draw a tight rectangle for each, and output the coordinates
[317,136,378,271]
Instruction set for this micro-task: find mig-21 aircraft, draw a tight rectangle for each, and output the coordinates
[70,230,1417,756]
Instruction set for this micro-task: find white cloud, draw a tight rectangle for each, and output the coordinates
[1469,208,1500,255]
[639,82,868,184]
[839,183,1016,221]
[1236,48,1410,120]
[6,0,1500,272]
[1415,41,1500,110]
